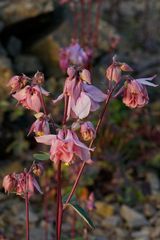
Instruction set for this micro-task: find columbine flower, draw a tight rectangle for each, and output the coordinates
[35,129,93,164]
[28,112,50,136]
[53,67,107,119]
[59,39,90,71]
[123,75,157,108]
[12,85,49,112]
[106,56,133,82]
[80,121,96,141]
[3,172,42,198]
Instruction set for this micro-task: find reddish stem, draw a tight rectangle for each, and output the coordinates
[56,161,63,240]
[93,0,103,47]
[87,0,92,44]
[80,0,85,46]
[63,95,69,126]
[64,81,119,206]
[25,173,30,240]
[71,2,78,39]
[38,85,56,132]
[44,174,49,240]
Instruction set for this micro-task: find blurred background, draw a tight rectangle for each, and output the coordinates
[0,0,160,239]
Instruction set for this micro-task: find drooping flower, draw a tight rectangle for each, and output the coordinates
[123,75,157,108]
[59,39,91,71]
[3,172,42,198]
[106,56,133,82]
[28,112,50,136]
[80,121,96,141]
[53,67,107,119]
[35,129,93,164]
[12,85,49,112]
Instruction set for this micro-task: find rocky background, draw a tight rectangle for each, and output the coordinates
[0,0,160,239]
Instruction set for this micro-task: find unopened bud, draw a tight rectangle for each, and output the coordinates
[80,121,95,141]
[80,69,91,84]
[32,163,44,176]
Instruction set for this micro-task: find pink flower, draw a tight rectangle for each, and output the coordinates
[12,85,49,112]
[35,129,93,164]
[80,121,96,141]
[7,74,28,93]
[123,76,157,108]
[86,192,96,211]
[106,56,133,82]
[2,174,16,193]
[59,39,90,71]
[28,113,50,136]
[53,67,107,119]
[3,172,42,198]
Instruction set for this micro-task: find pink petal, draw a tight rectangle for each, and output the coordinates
[35,134,56,145]
[30,94,41,112]
[52,93,64,104]
[73,92,91,119]
[83,83,107,102]
[33,177,43,194]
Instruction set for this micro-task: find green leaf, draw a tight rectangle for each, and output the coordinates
[67,203,95,229]
[62,193,76,204]
[33,152,50,161]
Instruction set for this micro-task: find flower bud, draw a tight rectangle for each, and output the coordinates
[71,121,81,131]
[67,66,76,79]
[32,163,44,176]
[80,121,95,141]
[106,64,121,82]
[32,71,44,85]
[120,63,133,72]
[80,69,91,84]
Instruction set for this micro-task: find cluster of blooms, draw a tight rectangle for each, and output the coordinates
[8,71,49,113]
[106,56,157,108]
[53,66,107,119]
[2,164,43,198]
[59,39,93,72]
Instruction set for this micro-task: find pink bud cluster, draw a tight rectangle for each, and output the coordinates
[59,39,93,72]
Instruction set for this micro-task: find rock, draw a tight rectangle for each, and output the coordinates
[115,227,128,239]
[150,226,160,238]
[143,204,156,218]
[102,215,121,227]
[95,201,114,218]
[0,56,13,99]
[18,209,38,223]
[120,205,148,228]
[131,227,150,239]
[0,0,53,24]
[146,172,160,195]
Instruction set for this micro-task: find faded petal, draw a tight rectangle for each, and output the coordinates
[73,92,91,119]
[35,134,56,145]
[83,83,107,102]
